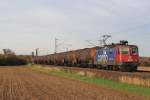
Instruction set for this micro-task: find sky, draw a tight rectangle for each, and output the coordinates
[0,0,150,56]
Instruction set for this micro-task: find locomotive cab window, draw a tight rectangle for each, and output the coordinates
[118,47,129,55]
[132,47,138,54]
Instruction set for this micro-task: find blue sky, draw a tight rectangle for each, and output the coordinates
[0,0,150,56]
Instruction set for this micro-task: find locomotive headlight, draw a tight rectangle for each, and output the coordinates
[128,56,133,61]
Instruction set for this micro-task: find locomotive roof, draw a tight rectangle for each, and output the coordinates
[104,44,137,47]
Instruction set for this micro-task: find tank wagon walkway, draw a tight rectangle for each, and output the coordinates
[0,66,148,100]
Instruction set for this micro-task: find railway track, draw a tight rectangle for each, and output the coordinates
[138,67,150,72]
[41,65,150,76]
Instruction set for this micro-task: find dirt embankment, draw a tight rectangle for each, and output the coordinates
[0,66,149,100]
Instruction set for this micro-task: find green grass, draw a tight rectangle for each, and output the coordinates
[28,66,150,97]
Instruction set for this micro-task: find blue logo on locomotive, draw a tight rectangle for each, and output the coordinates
[96,49,108,64]
[96,48,115,65]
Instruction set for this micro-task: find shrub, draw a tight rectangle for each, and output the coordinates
[0,55,27,66]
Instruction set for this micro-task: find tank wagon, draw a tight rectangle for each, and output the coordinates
[34,40,139,72]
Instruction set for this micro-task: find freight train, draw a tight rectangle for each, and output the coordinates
[34,40,139,72]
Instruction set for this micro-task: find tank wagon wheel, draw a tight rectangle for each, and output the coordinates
[88,64,94,68]
[97,65,103,69]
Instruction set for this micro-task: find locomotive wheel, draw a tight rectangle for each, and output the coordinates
[109,66,113,70]
[134,66,137,71]
[131,66,137,72]
[112,66,119,71]
[106,66,111,70]
[120,66,127,72]
[120,66,133,72]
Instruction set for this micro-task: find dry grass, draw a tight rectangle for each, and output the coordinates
[77,71,85,76]
[86,72,96,78]
[119,76,150,87]
[29,65,150,98]
[31,65,150,87]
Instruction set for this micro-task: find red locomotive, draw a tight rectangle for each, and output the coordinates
[96,40,139,71]
[34,40,139,72]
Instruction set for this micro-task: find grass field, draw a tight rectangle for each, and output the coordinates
[28,65,150,97]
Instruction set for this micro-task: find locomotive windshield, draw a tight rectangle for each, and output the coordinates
[131,47,138,54]
[119,47,129,55]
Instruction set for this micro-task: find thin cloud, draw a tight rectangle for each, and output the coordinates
[0,0,149,56]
